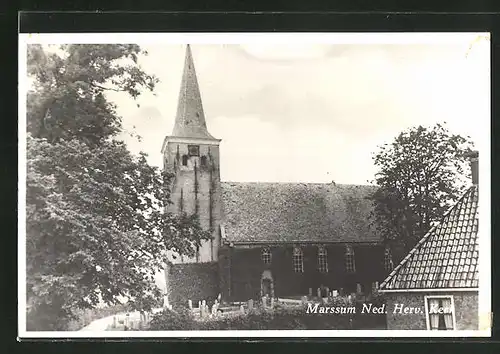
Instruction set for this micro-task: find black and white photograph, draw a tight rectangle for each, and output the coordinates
[18,33,491,337]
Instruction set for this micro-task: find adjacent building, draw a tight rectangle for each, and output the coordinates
[379,152,480,330]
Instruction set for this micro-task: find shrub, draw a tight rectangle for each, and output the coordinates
[148,307,196,331]
[27,302,74,331]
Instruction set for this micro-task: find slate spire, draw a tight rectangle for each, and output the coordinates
[171,44,215,139]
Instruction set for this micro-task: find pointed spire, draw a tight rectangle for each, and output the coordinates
[171,44,215,140]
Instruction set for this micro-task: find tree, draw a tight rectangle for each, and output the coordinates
[369,123,474,253]
[25,44,211,330]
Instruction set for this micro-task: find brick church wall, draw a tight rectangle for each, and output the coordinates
[167,262,220,306]
[385,291,478,330]
[220,244,390,302]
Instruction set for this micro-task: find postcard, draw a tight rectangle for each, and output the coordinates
[18,32,491,338]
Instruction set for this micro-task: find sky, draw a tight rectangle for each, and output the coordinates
[87,34,490,185]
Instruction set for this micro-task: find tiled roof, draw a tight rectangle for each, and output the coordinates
[220,182,382,244]
[379,185,479,291]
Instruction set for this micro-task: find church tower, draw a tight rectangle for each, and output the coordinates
[161,44,222,263]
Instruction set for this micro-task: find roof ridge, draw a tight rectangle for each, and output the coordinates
[379,185,477,289]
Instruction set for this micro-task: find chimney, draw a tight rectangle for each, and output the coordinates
[465,150,479,185]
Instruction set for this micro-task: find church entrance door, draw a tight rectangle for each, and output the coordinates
[261,270,274,307]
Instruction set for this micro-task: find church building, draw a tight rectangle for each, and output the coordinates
[162,45,399,306]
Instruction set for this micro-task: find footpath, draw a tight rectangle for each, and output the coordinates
[79,308,163,331]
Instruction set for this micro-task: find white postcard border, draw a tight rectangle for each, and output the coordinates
[18,32,491,338]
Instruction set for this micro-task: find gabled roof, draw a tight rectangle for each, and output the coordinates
[379,185,479,291]
[171,44,216,140]
[220,182,382,244]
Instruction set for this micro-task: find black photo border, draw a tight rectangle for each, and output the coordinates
[11,10,500,351]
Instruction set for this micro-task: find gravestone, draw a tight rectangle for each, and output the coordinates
[356,283,362,295]
[248,299,254,310]
[240,305,245,314]
[124,313,130,329]
[200,300,207,318]
[188,300,193,310]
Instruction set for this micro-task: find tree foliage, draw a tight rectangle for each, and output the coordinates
[370,123,474,253]
[25,44,211,330]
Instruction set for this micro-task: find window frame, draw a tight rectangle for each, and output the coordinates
[384,246,394,272]
[345,244,356,273]
[424,295,457,331]
[261,247,272,265]
[318,246,328,273]
[293,247,304,273]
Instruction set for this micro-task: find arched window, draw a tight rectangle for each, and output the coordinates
[200,155,208,167]
[345,245,356,273]
[182,155,188,166]
[261,247,272,264]
[318,246,328,273]
[293,247,304,273]
[384,246,394,272]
